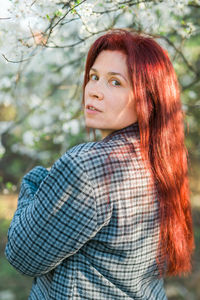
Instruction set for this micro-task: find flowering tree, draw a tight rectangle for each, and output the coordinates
[0,0,199,189]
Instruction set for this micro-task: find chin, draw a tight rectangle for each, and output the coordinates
[85,120,99,129]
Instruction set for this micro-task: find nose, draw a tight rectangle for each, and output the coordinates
[88,88,104,101]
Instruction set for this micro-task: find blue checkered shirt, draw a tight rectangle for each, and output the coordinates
[5,122,167,299]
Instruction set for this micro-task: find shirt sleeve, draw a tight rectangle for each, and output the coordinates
[5,152,98,277]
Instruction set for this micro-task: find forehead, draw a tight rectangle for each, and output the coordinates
[91,50,128,74]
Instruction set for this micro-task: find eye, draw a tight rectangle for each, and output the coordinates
[89,74,98,81]
[111,79,121,87]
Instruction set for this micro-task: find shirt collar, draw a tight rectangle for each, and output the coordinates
[102,121,140,142]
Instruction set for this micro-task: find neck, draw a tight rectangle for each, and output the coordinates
[100,129,115,139]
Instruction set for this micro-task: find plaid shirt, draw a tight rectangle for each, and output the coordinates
[5,122,167,299]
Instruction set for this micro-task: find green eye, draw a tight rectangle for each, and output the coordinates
[112,80,121,86]
[90,74,98,80]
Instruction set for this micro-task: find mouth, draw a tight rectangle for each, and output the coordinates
[85,105,102,112]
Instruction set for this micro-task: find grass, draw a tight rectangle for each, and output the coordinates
[0,255,32,300]
[0,196,32,300]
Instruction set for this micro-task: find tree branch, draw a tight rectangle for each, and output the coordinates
[0,17,11,20]
[182,76,200,91]
[31,0,38,6]
[44,0,87,44]
[151,34,198,75]
[1,53,30,63]
[93,0,164,14]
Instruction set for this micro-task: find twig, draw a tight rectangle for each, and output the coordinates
[188,4,200,8]
[182,76,200,91]
[1,53,30,63]
[44,38,85,48]
[161,35,198,75]
[44,0,87,44]
[0,17,12,20]
[31,0,38,6]
[93,0,164,14]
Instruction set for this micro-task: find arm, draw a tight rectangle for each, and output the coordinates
[5,153,98,277]
[6,166,49,239]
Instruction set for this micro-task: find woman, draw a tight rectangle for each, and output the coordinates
[5,29,194,299]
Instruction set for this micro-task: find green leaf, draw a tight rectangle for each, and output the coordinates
[71,8,77,15]
[6,182,13,191]
[46,14,50,21]
[54,10,63,17]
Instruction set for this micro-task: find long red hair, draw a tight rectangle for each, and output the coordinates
[82,28,194,277]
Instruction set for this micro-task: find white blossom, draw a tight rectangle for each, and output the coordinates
[23,131,35,146]
[0,141,5,156]
[53,135,65,144]
[0,77,12,89]
[188,91,197,99]
[68,119,80,135]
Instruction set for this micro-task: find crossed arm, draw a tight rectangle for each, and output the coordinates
[5,152,98,276]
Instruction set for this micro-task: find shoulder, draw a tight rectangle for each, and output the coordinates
[57,140,119,179]
[53,142,99,174]
[66,141,98,156]
[65,139,115,159]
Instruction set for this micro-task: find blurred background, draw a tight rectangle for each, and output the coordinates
[0,0,199,299]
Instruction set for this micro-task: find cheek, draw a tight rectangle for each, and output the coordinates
[84,82,93,96]
[84,86,89,101]
[113,92,135,115]
[84,85,88,95]
[125,90,135,107]
[114,90,133,107]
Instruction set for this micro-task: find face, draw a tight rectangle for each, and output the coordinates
[84,50,137,139]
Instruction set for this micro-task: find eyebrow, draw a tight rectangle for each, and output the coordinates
[90,68,128,83]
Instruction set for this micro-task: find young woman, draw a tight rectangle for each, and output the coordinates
[5,29,194,299]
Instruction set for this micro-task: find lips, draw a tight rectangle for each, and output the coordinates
[85,104,102,112]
